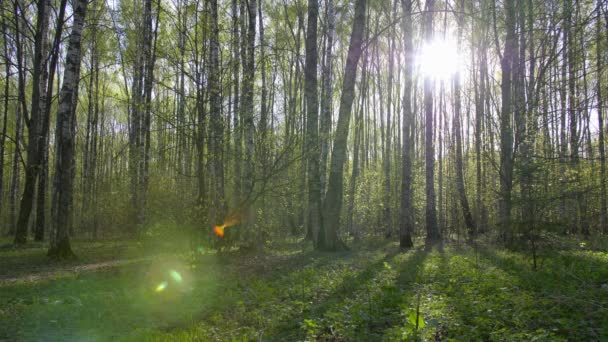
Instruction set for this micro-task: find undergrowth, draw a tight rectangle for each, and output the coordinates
[0,238,606,341]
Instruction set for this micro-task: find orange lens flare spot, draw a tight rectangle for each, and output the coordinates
[213,225,225,238]
[212,211,242,238]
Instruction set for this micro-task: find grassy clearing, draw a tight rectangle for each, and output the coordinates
[0,238,607,341]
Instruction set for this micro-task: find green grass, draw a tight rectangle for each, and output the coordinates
[1,238,607,341]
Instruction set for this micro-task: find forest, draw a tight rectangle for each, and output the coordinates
[0,0,607,340]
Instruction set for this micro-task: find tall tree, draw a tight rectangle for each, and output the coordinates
[231,0,241,206]
[0,11,10,225]
[36,0,69,241]
[304,0,322,248]
[597,0,607,234]
[499,0,516,245]
[14,0,51,244]
[319,0,334,194]
[423,0,440,244]
[322,0,366,251]
[382,0,396,238]
[453,0,475,238]
[209,0,225,224]
[399,0,414,249]
[48,0,89,258]
[241,0,256,241]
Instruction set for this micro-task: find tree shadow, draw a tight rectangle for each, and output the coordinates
[263,244,429,341]
[441,245,607,341]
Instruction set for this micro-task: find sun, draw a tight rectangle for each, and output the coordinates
[416,38,462,80]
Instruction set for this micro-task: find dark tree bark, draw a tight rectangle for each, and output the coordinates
[36,0,68,241]
[0,13,10,227]
[209,0,225,224]
[304,0,322,248]
[347,34,369,242]
[597,0,607,234]
[453,0,475,238]
[10,2,26,235]
[14,0,51,244]
[128,0,157,233]
[194,0,207,208]
[48,0,89,259]
[382,0,397,238]
[400,0,414,249]
[423,0,440,244]
[241,0,256,242]
[319,0,334,194]
[499,0,516,245]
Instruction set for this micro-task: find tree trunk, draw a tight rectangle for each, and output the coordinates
[209,0,225,224]
[37,0,68,241]
[453,0,475,238]
[258,0,268,185]
[423,0,440,244]
[499,0,516,245]
[48,0,88,259]
[231,0,241,206]
[10,2,26,235]
[319,0,334,195]
[383,0,396,238]
[321,0,366,251]
[399,0,414,249]
[0,14,10,228]
[304,0,322,248]
[347,34,368,242]
[597,0,607,234]
[14,0,51,244]
[242,0,256,242]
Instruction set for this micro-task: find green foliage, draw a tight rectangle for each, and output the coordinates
[1,239,607,340]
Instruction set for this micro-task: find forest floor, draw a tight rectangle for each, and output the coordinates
[0,236,607,341]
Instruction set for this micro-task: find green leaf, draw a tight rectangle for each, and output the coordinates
[408,312,425,329]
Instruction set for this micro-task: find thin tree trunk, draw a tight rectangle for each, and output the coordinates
[10,2,26,235]
[0,13,10,228]
[499,0,516,245]
[231,0,240,206]
[399,0,414,249]
[383,0,396,238]
[258,0,268,182]
[453,0,475,238]
[304,0,322,248]
[423,0,440,244]
[242,0,257,243]
[319,0,334,195]
[209,0,225,224]
[597,0,607,234]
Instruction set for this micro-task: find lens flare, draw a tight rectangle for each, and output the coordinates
[212,212,241,238]
[213,225,226,238]
[170,270,183,283]
[416,38,462,80]
[155,281,168,292]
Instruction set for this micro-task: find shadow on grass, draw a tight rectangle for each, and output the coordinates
[0,239,443,341]
[372,248,429,338]
[460,246,608,340]
[266,245,430,341]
